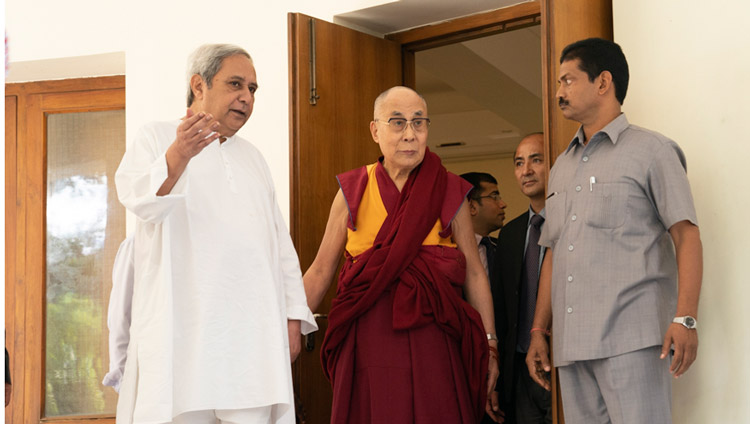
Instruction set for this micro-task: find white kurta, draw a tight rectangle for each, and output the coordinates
[114,121,317,424]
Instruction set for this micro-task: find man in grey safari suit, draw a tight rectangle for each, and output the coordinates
[525,38,703,424]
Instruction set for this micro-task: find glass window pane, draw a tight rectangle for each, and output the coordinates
[45,109,125,417]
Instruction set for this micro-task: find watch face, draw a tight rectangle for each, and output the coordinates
[685,317,696,328]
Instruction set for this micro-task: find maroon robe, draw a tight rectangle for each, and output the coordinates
[321,151,489,423]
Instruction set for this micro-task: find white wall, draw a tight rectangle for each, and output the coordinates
[6,0,391,225]
[9,0,749,419]
[614,1,750,422]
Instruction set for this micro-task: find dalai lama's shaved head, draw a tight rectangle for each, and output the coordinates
[373,86,427,119]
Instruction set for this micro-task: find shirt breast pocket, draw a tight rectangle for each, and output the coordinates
[585,183,629,229]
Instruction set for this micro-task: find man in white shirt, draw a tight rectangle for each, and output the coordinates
[114,44,317,424]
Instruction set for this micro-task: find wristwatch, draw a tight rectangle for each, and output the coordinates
[672,316,697,329]
[487,333,498,342]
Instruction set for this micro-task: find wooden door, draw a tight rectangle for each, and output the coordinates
[288,13,403,424]
[541,0,613,162]
[540,2,613,421]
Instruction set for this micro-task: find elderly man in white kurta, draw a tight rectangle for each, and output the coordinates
[114,44,317,424]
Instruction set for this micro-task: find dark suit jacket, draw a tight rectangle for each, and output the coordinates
[493,211,530,414]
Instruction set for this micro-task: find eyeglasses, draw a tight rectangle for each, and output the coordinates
[375,117,431,133]
[474,192,502,202]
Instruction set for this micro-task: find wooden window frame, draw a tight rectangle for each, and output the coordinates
[6,76,125,424]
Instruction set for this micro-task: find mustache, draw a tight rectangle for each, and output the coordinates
[558,98,569,107]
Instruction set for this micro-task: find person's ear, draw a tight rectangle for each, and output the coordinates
[598,71,613,96]
[468,199,479,216]
[370,121,380,145]
[190,74,206,102]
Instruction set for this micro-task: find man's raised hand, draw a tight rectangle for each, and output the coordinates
[157,110,222,196]
[173,109,222,160]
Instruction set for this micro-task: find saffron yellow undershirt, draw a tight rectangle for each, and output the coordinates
[346,163,456,257]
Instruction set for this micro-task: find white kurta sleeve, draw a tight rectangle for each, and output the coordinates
[115,123,188,223]
[256,161,317,336]
[274,199,318,335]
[102,236,135,392]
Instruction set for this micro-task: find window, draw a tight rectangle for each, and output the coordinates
[6,77,125,423]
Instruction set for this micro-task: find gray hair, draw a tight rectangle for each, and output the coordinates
[186,44,252,106]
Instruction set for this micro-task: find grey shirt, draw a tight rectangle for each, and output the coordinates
[539,113,698,365]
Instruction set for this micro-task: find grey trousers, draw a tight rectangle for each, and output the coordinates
[557,346,672,424]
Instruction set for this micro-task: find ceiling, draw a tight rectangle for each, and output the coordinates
[335,0,544,161]
[335,0,531,35]
[417,27,542,160]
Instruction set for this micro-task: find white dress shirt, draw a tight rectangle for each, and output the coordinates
[474,233,491,278]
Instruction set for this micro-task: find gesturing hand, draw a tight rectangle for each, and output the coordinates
[173,109,222,160]
[158,109,223,196]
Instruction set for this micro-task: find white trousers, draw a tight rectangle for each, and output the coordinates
[172,407,273,424]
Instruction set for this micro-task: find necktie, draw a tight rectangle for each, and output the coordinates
[517,214,544,352]
[480,236,496,283]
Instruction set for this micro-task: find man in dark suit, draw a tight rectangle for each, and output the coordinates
[495,133,551,424]
[460,172,507,424]
[459,172,507,288]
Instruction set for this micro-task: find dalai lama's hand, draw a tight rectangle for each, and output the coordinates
[485,351,504,422]
[288,320,301,363]
[486,389,505,423]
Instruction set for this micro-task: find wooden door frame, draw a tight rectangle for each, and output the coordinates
[5,76,125,424]
[385,1,542,87]
[383,1,613,422]
[385,0,612,164]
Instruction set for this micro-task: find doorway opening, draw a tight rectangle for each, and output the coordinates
[413,24,543,225]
